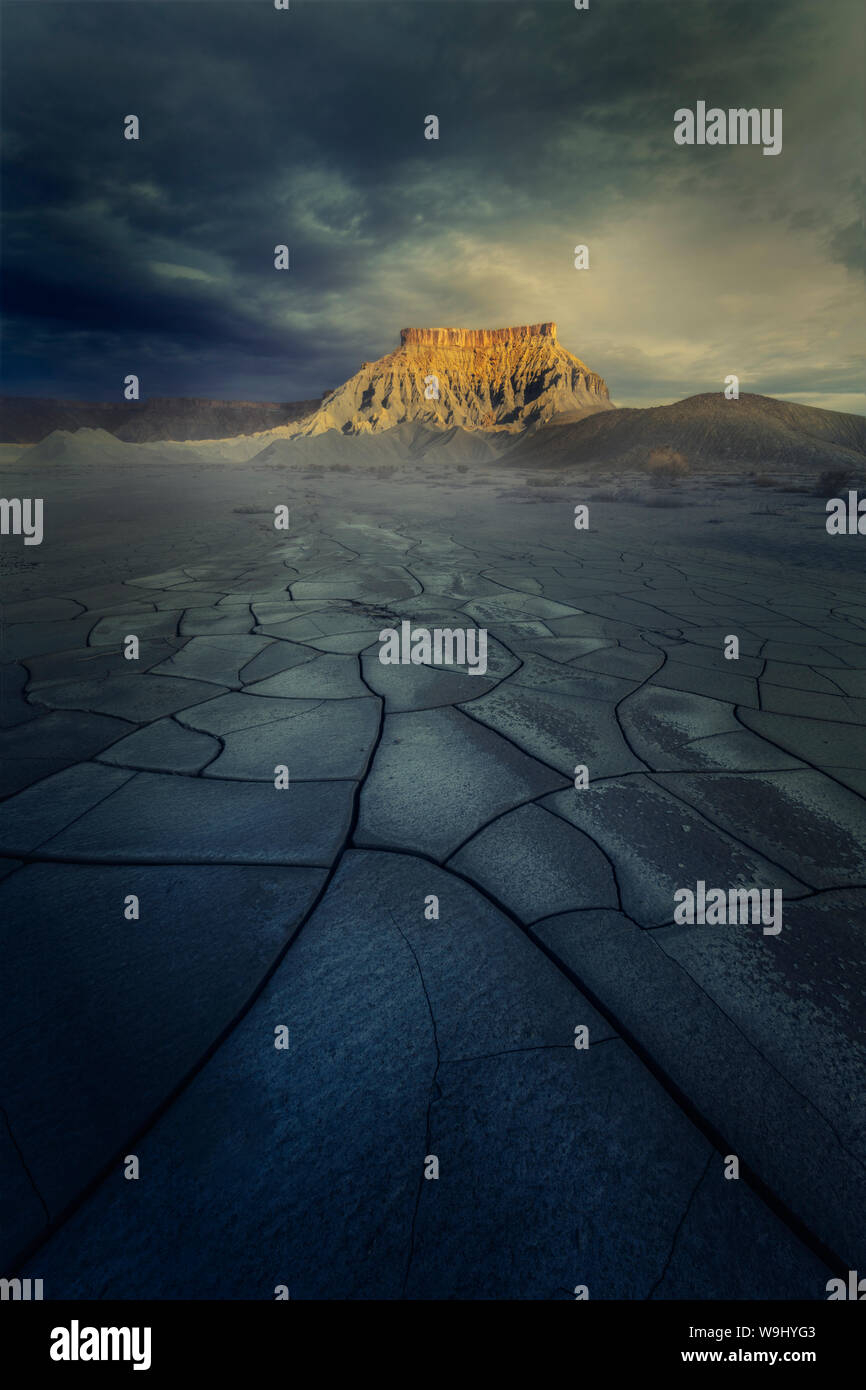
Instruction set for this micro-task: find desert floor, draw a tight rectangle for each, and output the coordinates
[2,445,864,1298]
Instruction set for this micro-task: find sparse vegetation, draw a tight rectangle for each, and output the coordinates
[645,447,689,481]
[816,467,852,495]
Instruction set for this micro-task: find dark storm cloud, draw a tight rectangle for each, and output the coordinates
[2,0,863,410]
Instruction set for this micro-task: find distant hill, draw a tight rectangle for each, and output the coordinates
[7,375,865,481]
[503,392,866,473]
[16,420,507,469]
[0,395,321,444]
[19,428,128,465]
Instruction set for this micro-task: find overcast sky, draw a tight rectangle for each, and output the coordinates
[2,0,863,411]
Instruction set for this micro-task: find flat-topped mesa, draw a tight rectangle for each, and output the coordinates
[292,321,612,437]
[400,323,557,349]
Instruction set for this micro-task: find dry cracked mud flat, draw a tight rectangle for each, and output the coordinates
[2,490,865,1300]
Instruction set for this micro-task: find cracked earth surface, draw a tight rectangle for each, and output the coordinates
[2,507,865,1298]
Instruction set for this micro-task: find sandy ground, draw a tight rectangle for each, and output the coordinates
[1,440,864,1298]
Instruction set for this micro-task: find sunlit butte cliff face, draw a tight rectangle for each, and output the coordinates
[296,323,613,436]
[399,323,558,348]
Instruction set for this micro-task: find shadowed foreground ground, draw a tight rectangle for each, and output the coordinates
[1,457,864,1298]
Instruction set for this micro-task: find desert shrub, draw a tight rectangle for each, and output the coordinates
[645,447,689,481]
[456,464,469,474]
[816,467,852,495]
